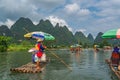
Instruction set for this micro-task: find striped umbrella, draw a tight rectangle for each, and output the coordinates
[102,29,120,39]
[24,31,55,41]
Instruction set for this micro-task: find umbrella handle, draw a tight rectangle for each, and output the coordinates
[46,48,72,71]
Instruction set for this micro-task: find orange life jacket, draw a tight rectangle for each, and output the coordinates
[111,52,120,59]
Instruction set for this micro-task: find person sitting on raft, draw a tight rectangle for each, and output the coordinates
[111,46,120,67]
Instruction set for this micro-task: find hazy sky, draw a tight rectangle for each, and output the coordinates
[0,0,120,37]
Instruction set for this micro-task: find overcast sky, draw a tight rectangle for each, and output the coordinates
[0,0,120,37]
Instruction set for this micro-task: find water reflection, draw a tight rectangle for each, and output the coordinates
[75,52,80,63]
[0,49,118,80]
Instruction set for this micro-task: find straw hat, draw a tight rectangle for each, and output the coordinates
[37,38,43,42]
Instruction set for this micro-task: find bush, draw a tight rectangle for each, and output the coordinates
[0,36,11,52]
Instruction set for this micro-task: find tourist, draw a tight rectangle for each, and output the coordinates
[34,38,46,70]
[111,46,120,67]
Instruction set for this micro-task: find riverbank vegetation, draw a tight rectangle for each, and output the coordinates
[0,36,33,52]
[0,36,11,52]
[8,43,33,51]
[0,36,111,52]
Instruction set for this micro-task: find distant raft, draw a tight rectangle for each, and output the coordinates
[10,62,47,73]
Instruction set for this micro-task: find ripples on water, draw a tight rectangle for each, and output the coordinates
[0,49,118,80]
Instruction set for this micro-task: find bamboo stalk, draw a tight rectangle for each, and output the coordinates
[47,48,72,71]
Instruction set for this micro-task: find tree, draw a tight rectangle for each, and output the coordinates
[0,36,11,52]
[99,40,110,48]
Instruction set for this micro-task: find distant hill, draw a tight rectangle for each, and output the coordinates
[36,19,54,33]
[94,32,103,44]
[10,17,78,46]
[0,25,13,37]
[87,33,94,46]
[74,31,91,47]
[10,17,36,40]
[0,17,107,47]
[53,23,76,46]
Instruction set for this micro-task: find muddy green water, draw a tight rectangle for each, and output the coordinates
[0,49,118,80]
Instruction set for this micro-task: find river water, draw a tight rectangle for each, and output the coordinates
[0,49,118,80]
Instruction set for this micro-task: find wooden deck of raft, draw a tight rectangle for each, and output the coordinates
[105,59,120,80]
[10,62,47,73]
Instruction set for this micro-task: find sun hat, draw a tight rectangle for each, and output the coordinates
[37,38,43,42]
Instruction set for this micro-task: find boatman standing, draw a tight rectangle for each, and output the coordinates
[111,46,120,68]
[34,38,46,70]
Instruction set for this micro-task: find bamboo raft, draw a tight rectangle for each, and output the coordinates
[105,59,120,80]
[10,62,47,73]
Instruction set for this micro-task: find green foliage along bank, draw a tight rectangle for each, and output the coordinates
[0,36,11,52]
[8,40,34,51]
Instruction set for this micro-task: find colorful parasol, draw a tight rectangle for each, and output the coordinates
[102,29,120,39]
[24,31,55,41]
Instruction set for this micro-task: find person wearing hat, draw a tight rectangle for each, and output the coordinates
[35,38,46,70]
[111,46,120,68]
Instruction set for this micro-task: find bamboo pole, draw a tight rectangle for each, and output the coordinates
[47,48,72,71]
